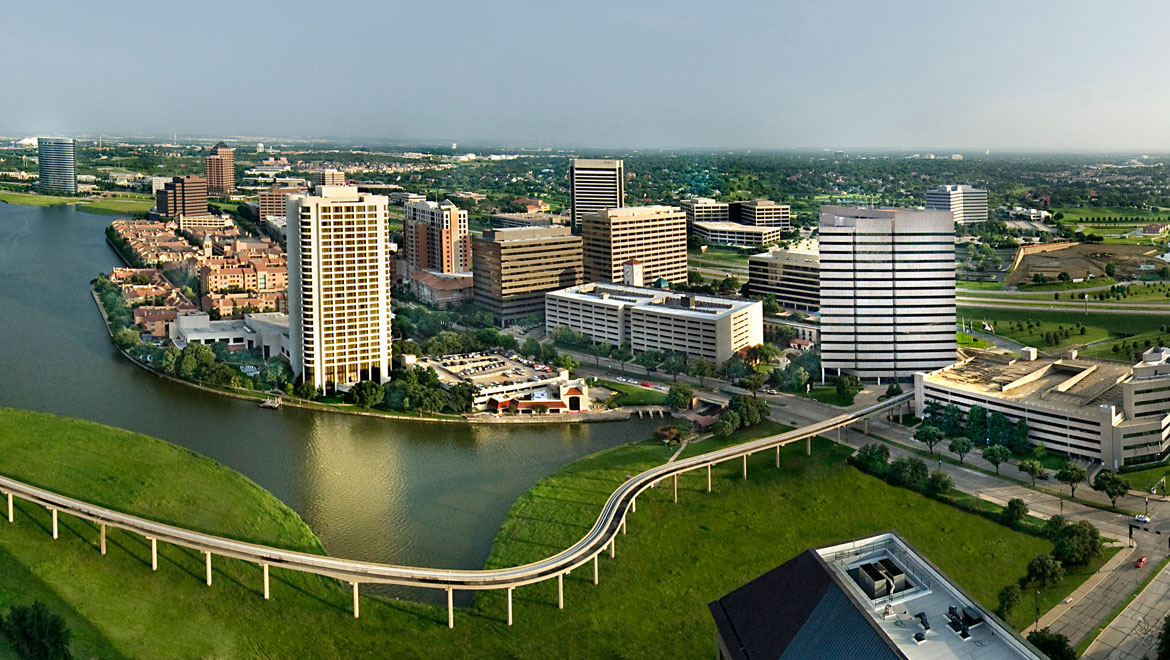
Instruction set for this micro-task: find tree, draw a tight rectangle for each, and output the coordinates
[728,395,769,428]
[1053,520,1103,566]
[612,343,634,374]
[661,352,688,381]
[1092,470,1130,508]
[948,437,973,463]
[112,327,139,350]
[1001,497,1028,528]
[554,352,577,373]
[927,469,952,494]
[854,443,890,477]
[0,601,71,660]
[1105,263,1117,278]
[1157,614,1170,660]
[1026,628,1076,660]
[1026,554,1065,588]
[721,355,750,383]
[915,424,944,455]
[447,382,478,414]
[665,383,695,410]
[633,350,662,376]
[1010,419,1032,455]
[941,404,964,437]
[521,337,542,358]
[997,584,1022,617]
[294,380,319,400]
[965,405,988,442]
[345,380,384,409]
[686,358,717,385]
[787,366,810,392]
[888,457,929,490]
[834,373,860,397]
[885,381,902,397]
[1018,459,1045,486]
[158,346,180,375]
[741,373,765,397]
[1055,463,1088,498]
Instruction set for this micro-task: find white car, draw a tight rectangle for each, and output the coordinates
[1135,514,1151,524]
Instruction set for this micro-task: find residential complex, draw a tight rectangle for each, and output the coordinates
[680,197,729,225]
[569,158,624,228]
[472,226,583,326]
[36,137,77,194]
[404,199,471,274]
[545,283,762,364]
[288,186,393,390]
[730,199,791,229]
[204,142,235,196]
[916,346,1170,469]
[709,532,1043,660]
[692,221,782,247]
[925,184,988,224]
[819,206,956,380]
[747,240,820,312]
[156,175,209,219]
[581,206,687,285]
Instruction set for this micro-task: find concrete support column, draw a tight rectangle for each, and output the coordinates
[707,464,712,493]
[806,436,811,456]
[631,496,636,513]
[262,563,270,600]
[609,537,615,559]
[352,582,360,618]
[99,524,106,555]
[205,552,212,586]
[5,492,11,523]
[776,446,780,468]
[150,537,157,571]
[506,587,513,626]
[593,555,599,585]
[838,426,842,442]
[447,588,454,629]
[51,508,58,539]
[621,516,626,535]
[673,474,678,503]
[865,418,869,434]
[557,573,564,610]
[742,455,748,480]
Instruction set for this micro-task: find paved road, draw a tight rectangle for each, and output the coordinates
[1084,560,1170,659]
[957,298,1170,315]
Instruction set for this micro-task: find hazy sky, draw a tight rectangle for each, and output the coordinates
[5,0,1169,150]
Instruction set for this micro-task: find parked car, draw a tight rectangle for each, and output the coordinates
[1135,555,1149,568]
[1135,514,1151,524]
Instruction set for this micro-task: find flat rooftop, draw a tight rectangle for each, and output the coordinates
[924,352,1131,414]
[694,221,778,233]
[549,283,759,320]
[413,352,559,389]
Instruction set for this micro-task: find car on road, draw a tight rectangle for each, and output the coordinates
[1135,556,1149,568]
[1135,514,1151,524]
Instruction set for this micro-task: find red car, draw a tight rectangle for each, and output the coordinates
[1135,556,1149,568]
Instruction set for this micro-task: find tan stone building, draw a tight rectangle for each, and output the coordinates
[204,142,235,196]
[472,226,583,326]
[259,184,306,219]
[582,206,687,285]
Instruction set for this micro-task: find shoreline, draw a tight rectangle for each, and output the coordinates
[90,287,636,426]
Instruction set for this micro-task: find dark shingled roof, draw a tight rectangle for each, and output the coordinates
[708,550,904,660]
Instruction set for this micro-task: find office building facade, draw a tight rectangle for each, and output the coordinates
[287,186,393,391]
[680,198,730,225]
[819,206,956,380]
[693,221,782,247]
[472,226,583,326]
[258,184,306,220]
[156,175,209,219]
[204,142,235,196]
[313,169,345,188]
[747,241,820,312]
[730,199,791,229]
[37,137,77,194]
[925,184,988,224]
[582,206,687,285]
[404,199,471,273]
[569,158,624,228]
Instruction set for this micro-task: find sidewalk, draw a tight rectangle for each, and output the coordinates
[1083,559,1170,659]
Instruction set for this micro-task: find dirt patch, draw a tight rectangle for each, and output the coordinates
[1007,243,1161,285]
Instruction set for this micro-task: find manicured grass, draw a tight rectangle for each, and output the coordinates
[0,191,82,206]
[0,409,1093,657]
[78,197,154,216]
[688,245,753,267]
[1014,278,1118,292]
[959,305,1167,345]
[958,331,993,348]
[957,280,1005,291]
[1055,206,1169,221]
[596,379,668,406]
[804,386,855,406]
[1120,463,1170,493]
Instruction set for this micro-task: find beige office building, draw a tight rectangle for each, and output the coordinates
[680,197,729,225]
[925,184,988,224]
[287,186,393,391]
[472,226,583,326]
[569,158,624,228]
[259,184,306,219]
[313,169,346,188]
[748,241,821,312]
[204,142,235,196]
[545,283,762,364]
[731,199,792,229]
[582,206,687,285]
[693,221,782,247]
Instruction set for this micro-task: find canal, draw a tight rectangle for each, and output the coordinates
[0,202,661,600]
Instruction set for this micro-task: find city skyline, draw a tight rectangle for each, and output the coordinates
[6,1,1170,151]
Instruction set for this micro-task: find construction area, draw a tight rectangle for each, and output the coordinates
[1006,243,1163,285]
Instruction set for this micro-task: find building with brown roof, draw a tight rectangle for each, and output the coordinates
[133,306,178,338]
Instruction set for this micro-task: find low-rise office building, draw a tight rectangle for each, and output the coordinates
[545,283,762,364]
[582,205,687,285]
[926,184,988,225]
[693,221,782,248]
[915,346,1170,468]
[730,199,791,229]
[409,269,474,309]
[489,212,567,228]
[409,352,589,413]
[680,197,730,225]
[747,241,820,312]
[169,311,290,360]
[472,226,583,326]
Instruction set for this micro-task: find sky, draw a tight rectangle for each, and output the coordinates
[4,0,1170,150]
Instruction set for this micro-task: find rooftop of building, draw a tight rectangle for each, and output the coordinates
[930,184,986,193]
[680,197,727,206]
[290,185,387,204]
[584,205,683,220]
[752,239,821,259]
[412,352,564,391]
[569,158,622,168]
[734,198,788,208]
[549,282,759,319]
[694,221,780,233]
[923,350,1134,414]
[411,269,474,290]
[709,532,1042,660]
[478,225,575,242]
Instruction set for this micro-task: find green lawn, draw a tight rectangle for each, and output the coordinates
[958,331,992,348]
[958,280,1006,291]
[959,306,1168,352]
[596,379,668,406]
[0,409,1106,657]
[1014,278,1118,293]
[1055,206,1170,222]
[804,386,855,406]
[1120,464,1170,493]
[78,197,154,216]
[0,191,82,206]
[688,245,753,267]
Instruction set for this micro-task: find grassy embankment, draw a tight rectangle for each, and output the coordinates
[959,305,1169,359]
[595,379,668,406]
[0,191,83,206]
[0,410,1097,657]
[77,196,154,217]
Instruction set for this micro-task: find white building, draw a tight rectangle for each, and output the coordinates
[287,186,393,391]
[692,221,782,247]
[916,347,1170,469]
[730,199,792,229]
[820,206,956,381]
[925,185,988,224]
[569,158,624,228]
[545,283,762,364]
[748,240,820,312]
[679,197,730,225]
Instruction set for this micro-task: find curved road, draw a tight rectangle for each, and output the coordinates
[0,393,910,623]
